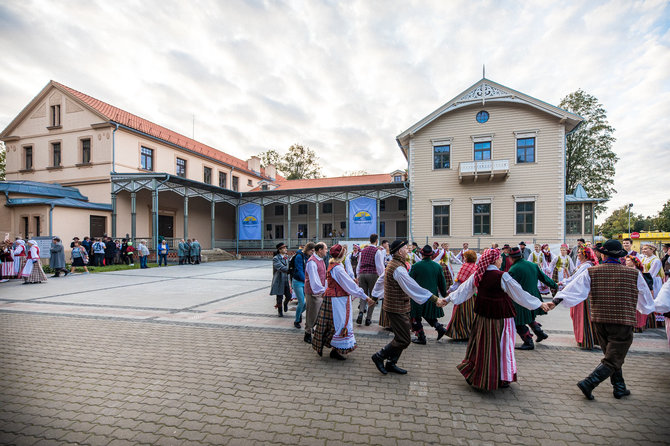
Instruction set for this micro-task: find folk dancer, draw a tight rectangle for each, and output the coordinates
[619,237,639,264]
[356,234,385,326]
[518,241,531,260]
[507,247,556,350]
[447,248,546,391]
[291,243,314,330]
[370,240,448,375]
[304,242,327,343]
[1,238,14,281]
[408,242,421,265]
[408,245,449,345]
[344,244,360,279]
[537,244,556,295]
[653,280,670,350]
[560,247,598,349]
[21,240,48,284]
[445,250,478,340]
[438,243,462,288]
[12,239,27,278]
[547,240,655,400]
[456,242,470,262]
[625,255,652,332]
[499,244,513,272]
[641,244,665,328]
[312,245,371,360]
[551,244,576,284]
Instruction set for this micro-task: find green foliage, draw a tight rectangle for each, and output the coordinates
[598,205,644,238]
[260,144,323,180]
[560,90,617,215]
[657,199,670,232]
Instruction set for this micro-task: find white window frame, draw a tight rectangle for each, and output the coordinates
[431,199,452,237]
[514,195,537,235]
[431,138,453,171]
[471,197,492,236]
[471,134,493,161]
[514,130,539,165]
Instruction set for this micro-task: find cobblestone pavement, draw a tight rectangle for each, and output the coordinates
[0,261,668,445]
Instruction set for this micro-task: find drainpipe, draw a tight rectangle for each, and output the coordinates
[49,203,54,237]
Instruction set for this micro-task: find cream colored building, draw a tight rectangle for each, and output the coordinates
[396,78,598,249]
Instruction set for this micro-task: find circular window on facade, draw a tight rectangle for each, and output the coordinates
[476,111,489,123]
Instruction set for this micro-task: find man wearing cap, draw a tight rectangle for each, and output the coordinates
[270,242,291,317]
[408,245,449,345]
[500,244,513,272]
[546,239,655,400]
[507,247,556,350]
[370,240,448,375]
[518,242,531,260]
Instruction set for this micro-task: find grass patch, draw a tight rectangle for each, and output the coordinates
[65,263,170,274]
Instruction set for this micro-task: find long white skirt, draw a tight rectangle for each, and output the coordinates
[330,296,357,351]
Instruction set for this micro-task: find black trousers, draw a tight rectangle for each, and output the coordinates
[593,322,633,370]
[386,312,412,353]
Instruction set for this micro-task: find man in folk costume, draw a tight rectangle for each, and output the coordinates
[356,234,385,326]
[456,242,469,262]
[499,244,513,272]
[304,242,327,343]
[312,245,370,360]
[344,244,360,279]
[408,245,449,345]
[447,248,545,391]
[21,240,48,284]
[507,247,556,350]
[370,240,448,375]
[518,241,531,260]
[619,237,639,264]
[547,240,655,400]
[12,239,27,278]
[408,242,421,265]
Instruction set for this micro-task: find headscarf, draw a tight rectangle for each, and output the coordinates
[541,244,552,263]
[580,246,598,265]
[473,248,501,287]
[16,240,25,246]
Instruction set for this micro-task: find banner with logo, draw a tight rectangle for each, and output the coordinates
[349,197,377,239]
[238,203,262,240]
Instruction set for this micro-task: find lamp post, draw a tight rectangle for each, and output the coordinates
[627,203,633,234]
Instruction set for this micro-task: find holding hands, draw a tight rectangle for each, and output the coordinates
[540,302,556,312]
[366,297,376,307]
[436,297,448,308]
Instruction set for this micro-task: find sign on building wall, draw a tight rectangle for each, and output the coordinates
[238,203,262,240]
[349,197,377,239]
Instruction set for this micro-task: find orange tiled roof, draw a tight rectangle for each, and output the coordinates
[250,173,401,191]
[52,81,274,180]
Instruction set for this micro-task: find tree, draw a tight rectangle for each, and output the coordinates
[560,90,617,214]
[259,144,323,180]
[656,199,670,232]
[597,205,645,238]
[343,170,368,176]
[0,142,5,181]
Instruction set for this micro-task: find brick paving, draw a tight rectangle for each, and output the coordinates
[0,260,668,445]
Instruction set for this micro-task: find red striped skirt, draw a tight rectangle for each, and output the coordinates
[445,296,476,340]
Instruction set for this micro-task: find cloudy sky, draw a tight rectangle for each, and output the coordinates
[1,0,668,221]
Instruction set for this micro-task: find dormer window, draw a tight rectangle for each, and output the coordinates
[50,105,61,127]
[261,184,268,191]
[393,175,403,182]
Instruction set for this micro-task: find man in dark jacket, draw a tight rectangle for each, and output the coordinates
[408,245,449,344]
[291,243,315,329]
[104,237,115,266]
[508,247,556,350]
[49,237,68,277]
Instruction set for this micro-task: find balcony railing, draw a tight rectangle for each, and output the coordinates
[459,159,509,182]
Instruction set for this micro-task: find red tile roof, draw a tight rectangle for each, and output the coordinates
[52,81,275,180]
[251,173,401,191]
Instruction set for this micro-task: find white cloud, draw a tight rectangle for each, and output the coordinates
[1,0,668,222]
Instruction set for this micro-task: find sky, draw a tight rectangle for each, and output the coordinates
[0,0,669,222]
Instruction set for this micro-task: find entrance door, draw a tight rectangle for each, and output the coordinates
[297,224,308,239]
[158,215,174,238]
[323,223,333,238]
[90,215,106,238]
[275,225,284,239]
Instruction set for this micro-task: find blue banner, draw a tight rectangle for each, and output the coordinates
[349,197,377,238]
[238,203,262,240]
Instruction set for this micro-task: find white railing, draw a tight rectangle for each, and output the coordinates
[459,159,509,175]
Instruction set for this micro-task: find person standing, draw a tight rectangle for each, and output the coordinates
[191,238,201,264]
[619,237,638,264]
[445,249,478,340]
[518,241,531,260]
[49,237,68,277]
[185,239,193,264]
[507,247,556,350]
[304,242,327,343]
[138,240,150,268]
[92,238,105,266]
[456,242,470,262]
[1,238,13,281]
[551,244,576,285]
[653,280,670,350]
[661,243,670,276]
[21,240,48,284]
[356,234,384,326]
[408,245,449,345]
[178,239,187,265]
[370,240,448,375]
[499,245,513,272]
[439,242,462,288]
[561,247,599,349]
[571,238,586,266]
[69,241,90,274]
[344,244,360,279]
[104,237,115,266]
[547,240,655,400]
[270,243,291,317]
[641,244,665,329]
[12,239,27,278]
[291,243,314,329]
[158,240,169,266]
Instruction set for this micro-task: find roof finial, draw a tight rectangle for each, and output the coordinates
[483,64,485,79]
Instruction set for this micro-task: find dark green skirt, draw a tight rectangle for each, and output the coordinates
[410,299,444,320]
[513,300,546,326]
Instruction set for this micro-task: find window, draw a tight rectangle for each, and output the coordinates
[476,110,489,123]
[34,216,40,237]
[218,172,227,188]
[433,205,450,236]
[52,142,61,167]
[22,217,29,238]
[474,141,491,160]
[275,205,284,216]
[176,158,186,177]
[516,202,534,234]
[433,145,450,169]
[380,221,386,237]
[90,216,106,238]
[50,105,61,127]
[340,221,346,229]
[584,203,593,234]
[396,220,407,238]
[398,198,407,211]
[275,225,284,239]
[261,184,268,191]
[298,204,308,215]
[393,175,403,182]
[473,203,491,235]
[247,179,253,186]
[297,224,308,238]
[379,200,386,211]
[322,202,332,214]
[140,146,153,171]
[566,204,582,234]
[323,223,333,237]
[24,146,33,170]
[203,166,212,184]
[517,137,535,163]
[81,139,91,164]
[232,176,239,191]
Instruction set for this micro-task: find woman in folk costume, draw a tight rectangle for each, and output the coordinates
[551,244,575,285]
[1,238,15,281]
[529,243,543,268]
[641,244,665,329]
[560,246,598,349]
[538,244,556,295]
[13,239,28,278]
[625,255,651,332]
[653,280,670,350]
[444,249,478,340]
[312,244,371,360]
[437,242,462,289]
[21,240,48,284]
[447,248,544,391]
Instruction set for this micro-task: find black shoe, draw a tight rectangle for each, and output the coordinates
[515,338,534,350]
[436,324,447,341]
[284,303,289,312]
[365,319,372,326]
[371,352,388,375]
[294,321,301,329]
[411,333,427,345]
[51,275,59,278]
[304,333,312,344]
[610,369,631,399]
[329,349,346,360]
[385,361,407,374]
[577,364,614,400]
[499,381,510,388]
[356,314,363,325]
[531,323,549,342]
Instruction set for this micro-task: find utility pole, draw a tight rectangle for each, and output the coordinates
[627,203,633,234]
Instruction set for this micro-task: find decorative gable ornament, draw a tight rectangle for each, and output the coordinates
[457,82,511,105]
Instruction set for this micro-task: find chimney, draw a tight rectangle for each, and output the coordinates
[265,164,276,180]
[247,156,261,173]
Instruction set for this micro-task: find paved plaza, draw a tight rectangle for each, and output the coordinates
[0,260,668,445]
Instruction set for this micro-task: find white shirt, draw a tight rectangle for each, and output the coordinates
[432,248,444,263]
[329,264,368,300]
[447,265,541,310]
[554,265,655,314]
[305,257,326,295]
[371,272,385,299]
[355,246,385,276]
[561,261,592,287]
[344,252,358,278]
[654,280,670,314]
[392,265,435,305]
